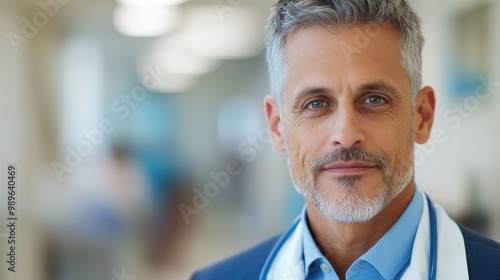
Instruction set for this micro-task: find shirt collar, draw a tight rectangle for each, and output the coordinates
[301,188,423,279]
[357,188,423,278]
[301,206,329,276]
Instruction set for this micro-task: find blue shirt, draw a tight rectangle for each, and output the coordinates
[301,189,423,280]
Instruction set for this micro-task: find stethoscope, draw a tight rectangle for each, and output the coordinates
[259,194,438,280]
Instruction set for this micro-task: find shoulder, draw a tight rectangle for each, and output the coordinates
[190,234,281,280]
[458,224,500,278]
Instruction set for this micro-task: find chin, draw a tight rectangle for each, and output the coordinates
[309,179,392,223]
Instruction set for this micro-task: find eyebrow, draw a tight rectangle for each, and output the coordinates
[293,87,332,104]
[292,80,401,105]
[357,81,401,97]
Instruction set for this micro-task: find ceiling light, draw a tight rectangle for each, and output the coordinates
[116,0,188,6]
[174,5,265,58]
[113,5,180,37]
[142,40,221,75]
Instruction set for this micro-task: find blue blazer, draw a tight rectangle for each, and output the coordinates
[191,224,500,279]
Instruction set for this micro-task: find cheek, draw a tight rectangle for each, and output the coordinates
[285,125,327,175]
[368,119,413,166]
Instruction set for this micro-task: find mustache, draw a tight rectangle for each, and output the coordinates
[309,147,389,172]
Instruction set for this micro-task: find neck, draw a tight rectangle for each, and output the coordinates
[306,182,415,278]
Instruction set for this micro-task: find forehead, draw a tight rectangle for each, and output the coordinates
[283,22,410,101]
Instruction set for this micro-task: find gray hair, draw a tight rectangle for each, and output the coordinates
[265,0,424,108]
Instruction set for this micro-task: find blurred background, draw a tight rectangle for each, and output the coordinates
[0,0,499,279]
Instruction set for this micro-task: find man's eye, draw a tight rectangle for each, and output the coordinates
[306,100,326,109]
[363,96,387,104]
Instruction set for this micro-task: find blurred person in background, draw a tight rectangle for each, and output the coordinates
[37,145,152,280]
[131,145,194,267]
[192,0,500,279]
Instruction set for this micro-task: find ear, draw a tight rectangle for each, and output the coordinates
[414,86,436,144]
[264,95,286,153]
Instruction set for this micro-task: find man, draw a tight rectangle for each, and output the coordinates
[192,0,500,279]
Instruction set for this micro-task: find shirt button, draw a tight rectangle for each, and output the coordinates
[356,263,366,270]
[320,263,330,273]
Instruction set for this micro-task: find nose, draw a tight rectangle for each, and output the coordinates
[329,104,365,148]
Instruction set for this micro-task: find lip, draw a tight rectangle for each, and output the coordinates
[322,161,377,175]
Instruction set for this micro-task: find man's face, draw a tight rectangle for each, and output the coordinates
[268,22,421,223]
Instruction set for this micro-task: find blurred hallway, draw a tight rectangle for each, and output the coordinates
[1,0,499,279]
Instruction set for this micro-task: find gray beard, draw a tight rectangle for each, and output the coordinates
[287,145,414,224]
